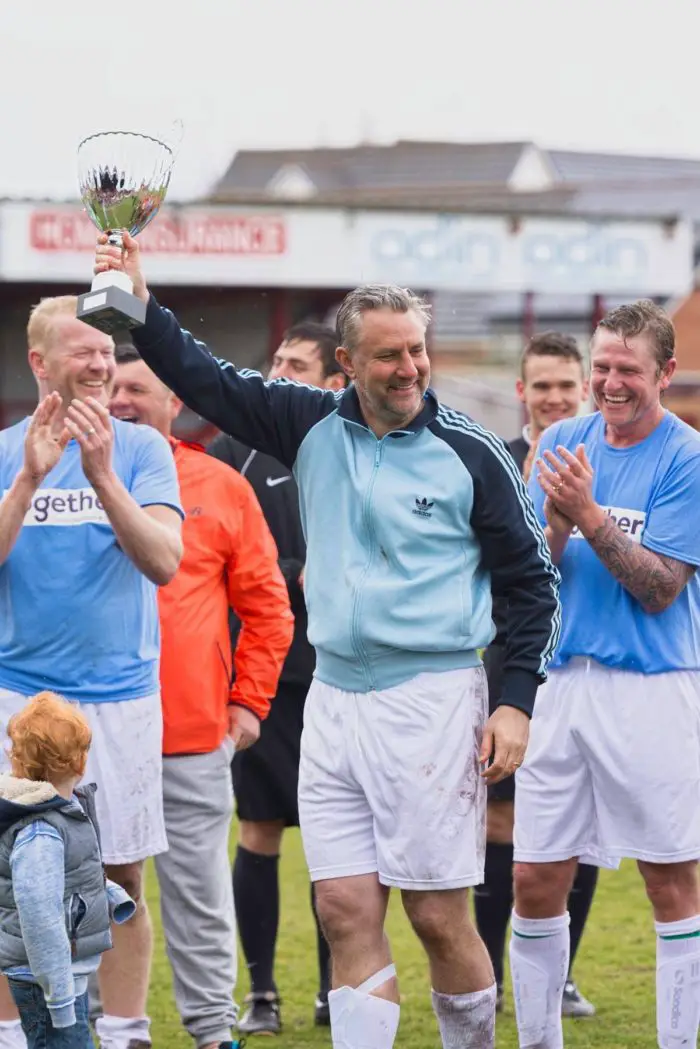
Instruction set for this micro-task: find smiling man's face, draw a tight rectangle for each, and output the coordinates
[336,308,430,437]
[109,358,182,439]
[29,315,116,407]
[590,328,675,439]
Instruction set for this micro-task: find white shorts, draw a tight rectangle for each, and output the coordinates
[0,688,167,865]
[514,659,700,867]
[298,667,488,891]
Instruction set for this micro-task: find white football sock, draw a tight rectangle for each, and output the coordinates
[656,915,700,1049]
[431,984,496,1048]
[95,1013,151,1048]
[0,1020,27,1049]
[328,964,400,1049]
[509,911,570,1049]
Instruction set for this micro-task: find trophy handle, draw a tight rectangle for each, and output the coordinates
[107,230,125,250]
[167,119,184,160]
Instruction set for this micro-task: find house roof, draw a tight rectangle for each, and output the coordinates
[570,181,700,223]
[210,181,579,214]
[209,140,700,222]
[548,149,700,184]
[213,140,530,198]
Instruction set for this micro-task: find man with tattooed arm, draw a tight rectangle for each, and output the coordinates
[508,299,700,1049]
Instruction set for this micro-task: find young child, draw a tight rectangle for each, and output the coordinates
[0,691,135,1048]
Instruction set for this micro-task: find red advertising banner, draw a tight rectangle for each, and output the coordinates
[29,209,286,256]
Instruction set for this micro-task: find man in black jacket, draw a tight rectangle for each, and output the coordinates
[475,331,597,1017]
[209,322,347,1036]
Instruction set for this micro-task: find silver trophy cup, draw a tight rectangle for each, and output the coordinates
[76,130,175,333]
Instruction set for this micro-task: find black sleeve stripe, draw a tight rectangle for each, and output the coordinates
[436,405,561,675]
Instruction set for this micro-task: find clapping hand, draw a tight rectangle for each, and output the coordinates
[543,495,574,537]
[23,393,70,485]
[536,444,595,530]
[63,397,114,489]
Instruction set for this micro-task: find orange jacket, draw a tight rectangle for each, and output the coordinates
[158,439,294,755]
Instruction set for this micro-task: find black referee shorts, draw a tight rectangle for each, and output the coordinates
[232,682,309,827]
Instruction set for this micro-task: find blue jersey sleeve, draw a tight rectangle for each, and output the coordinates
[643,450,700,567]
[128,429,183,518]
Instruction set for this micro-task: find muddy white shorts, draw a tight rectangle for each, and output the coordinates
[298,667,488,891]
[0,688,167,865]
[514,659,700,867]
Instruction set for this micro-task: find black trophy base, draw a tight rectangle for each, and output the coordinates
[77,285,147,335]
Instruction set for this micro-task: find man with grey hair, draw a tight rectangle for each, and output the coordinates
[94,232,560,1049]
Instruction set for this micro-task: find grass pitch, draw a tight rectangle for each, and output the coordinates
[147,828,658,1047]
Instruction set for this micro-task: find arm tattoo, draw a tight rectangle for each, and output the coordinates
[586,516,695,613]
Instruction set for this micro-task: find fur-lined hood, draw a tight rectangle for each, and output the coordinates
[0,773,76,838]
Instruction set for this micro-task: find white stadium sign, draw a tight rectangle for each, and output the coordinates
[0,202,692,296]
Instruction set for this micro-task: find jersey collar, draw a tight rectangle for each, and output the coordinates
[337,385,439,435]
[168,435,205,454]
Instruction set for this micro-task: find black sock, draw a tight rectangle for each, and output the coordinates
[567,862,598,978]
[473,842,514,989]
[311,883,331,996]
[233,845,280,995]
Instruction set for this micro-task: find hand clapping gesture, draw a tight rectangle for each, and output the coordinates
[23,393,70,485]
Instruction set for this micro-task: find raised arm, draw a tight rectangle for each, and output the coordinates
[94,234,339,468]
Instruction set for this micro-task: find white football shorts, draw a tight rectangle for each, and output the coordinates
[299,667,488,891]
[514,658,700,867]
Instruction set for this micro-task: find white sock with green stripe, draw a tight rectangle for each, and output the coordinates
[509,912,569,1049]
[656,915,700,1049]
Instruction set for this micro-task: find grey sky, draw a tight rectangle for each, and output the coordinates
[3,0,698,202]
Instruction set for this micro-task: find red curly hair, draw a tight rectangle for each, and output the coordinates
[8,691,91,782]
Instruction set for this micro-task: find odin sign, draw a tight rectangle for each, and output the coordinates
[1,203,692,297]
[362,215,692,295]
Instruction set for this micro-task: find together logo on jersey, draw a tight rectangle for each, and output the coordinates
[570,504,646,543]
[14,488,109,527]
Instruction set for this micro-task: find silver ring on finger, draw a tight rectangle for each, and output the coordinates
[84,428,96,437]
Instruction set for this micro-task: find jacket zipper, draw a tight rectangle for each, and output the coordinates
[350,439,383,691]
